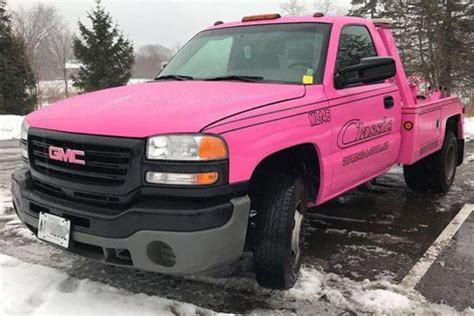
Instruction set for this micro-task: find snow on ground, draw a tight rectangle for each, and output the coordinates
[0,254,216,316]
[2,218,36,241]
[343,245,397,257]
[287,268,324,299]
[0,189,13,216]
[0,115,23,140]
[466,116,474,142]
[39,78,149,89]
[39,79,75,91]
[128,78,149,85]
[352,288,411,313]
[186,262,465,314]
[284,267,464,314]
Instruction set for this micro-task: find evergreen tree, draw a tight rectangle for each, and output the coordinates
[73,0,134,92]
[399,1,473,90]
[0,0,36,114]
[350,0,381,18]
[349,0,474,93]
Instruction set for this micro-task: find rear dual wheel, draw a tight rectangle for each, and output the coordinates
[404,132,458,193]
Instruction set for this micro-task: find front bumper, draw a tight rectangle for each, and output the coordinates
[12,169,250,274]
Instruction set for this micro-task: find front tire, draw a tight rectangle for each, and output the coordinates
[404,132,458,193]
[253,175,307,290]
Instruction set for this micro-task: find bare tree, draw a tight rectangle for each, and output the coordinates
[47,28,74,97]
[282,0,349,16]
[313,0,349,15]
[171,42,182,55]
[133,44,173,79]
[314,0,332,14]
[12,3,63,102]
[281,0,308,16]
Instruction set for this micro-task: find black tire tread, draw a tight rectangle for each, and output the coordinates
[404,132,457,193]
[253,175,306,289]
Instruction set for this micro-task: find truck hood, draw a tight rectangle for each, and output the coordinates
[26,81,305,138]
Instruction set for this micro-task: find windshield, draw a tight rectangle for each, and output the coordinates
[158,23,331,84]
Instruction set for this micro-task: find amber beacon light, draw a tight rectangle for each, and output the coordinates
[242,13,281,22]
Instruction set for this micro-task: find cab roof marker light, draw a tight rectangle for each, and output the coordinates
[214,21,224,26]
[242,13,281,23]
[313,12,325,17]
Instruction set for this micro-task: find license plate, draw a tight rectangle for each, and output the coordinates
[38,212,70,248]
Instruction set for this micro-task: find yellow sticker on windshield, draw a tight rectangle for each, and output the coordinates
[303,75,314,85]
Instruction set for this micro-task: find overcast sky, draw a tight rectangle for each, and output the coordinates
[9,0,352,48]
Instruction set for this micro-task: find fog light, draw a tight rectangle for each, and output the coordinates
[145,171,218,185]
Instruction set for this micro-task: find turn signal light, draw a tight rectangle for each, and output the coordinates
[198,136,227,160]
[242,13,281,22]
[146,171,219,186]
[404,121,414,131]
[196,172,219,185]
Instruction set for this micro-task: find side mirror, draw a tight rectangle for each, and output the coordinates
[335,57,396,89]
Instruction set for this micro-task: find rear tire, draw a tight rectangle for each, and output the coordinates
[253,175,307,290]
[404,132,458,193]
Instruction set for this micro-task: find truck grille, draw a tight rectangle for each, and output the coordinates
[29,135,132,185]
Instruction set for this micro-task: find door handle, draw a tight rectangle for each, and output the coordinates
[384,96,394,109]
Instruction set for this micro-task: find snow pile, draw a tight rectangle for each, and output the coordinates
[288,267,323,299]
[283,268,466,314]
[0,115,23,140]
[1,219,36,241]
[39,80,74,90]
[465,116,474,142]
[0,189,12,215]
[352,289,411,313]
[0,254,218,316]
[65,61,81,69]
[0,189,16,219]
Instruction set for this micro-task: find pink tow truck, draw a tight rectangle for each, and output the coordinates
[12,14,465,289]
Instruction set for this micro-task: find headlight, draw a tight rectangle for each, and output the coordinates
[146,135,227,161]
[20,119,29,160]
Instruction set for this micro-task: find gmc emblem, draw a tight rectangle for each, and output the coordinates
[48,146,85,165]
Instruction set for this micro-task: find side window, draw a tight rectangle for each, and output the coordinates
[336,25,377,71]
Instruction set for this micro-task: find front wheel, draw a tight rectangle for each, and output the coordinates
[253,175,307,289]
[404,132,458,193]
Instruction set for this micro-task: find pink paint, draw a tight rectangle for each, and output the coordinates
[26,81,305,138]
[25,15,465,206]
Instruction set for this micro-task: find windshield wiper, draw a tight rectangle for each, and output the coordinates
[205,75,264,83]
[155,75,194,81]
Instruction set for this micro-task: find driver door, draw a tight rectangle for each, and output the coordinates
[325,23,401,195]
